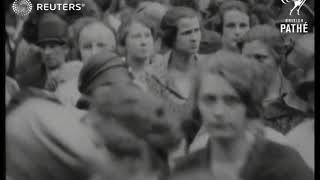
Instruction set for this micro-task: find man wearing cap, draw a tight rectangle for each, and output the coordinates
[36,12,82,92]
[283,34,314,171]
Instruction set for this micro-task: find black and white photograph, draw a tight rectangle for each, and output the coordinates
[5,0,315,180]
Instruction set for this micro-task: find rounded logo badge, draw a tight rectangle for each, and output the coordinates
[12,0,33,16]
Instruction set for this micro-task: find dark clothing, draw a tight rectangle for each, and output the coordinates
[169,138,314,180]
[263,93,306,134]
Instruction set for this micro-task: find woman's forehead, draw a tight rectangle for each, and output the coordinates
[243,40,270,55]
[199,74,238,96]
[177,17,200,30]
[80,23,114,40]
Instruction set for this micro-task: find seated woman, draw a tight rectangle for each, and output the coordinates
[169,51,313,180]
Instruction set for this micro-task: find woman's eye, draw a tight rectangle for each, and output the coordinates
[224,95,241,106]
[97,43,107,48]
[131,34,142,39]
[82,44,92,49]
[254,55,267,63]
[240,23,248,28]
[203,95,217,104]
[144,33,151,38]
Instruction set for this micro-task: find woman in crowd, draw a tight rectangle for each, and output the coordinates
[55,17,117,107]
[241,24,307,134]
[153,6,202,106]
[117,14,157,91]
[141,6,205,157]
[169,51,313,180]
[214,0,257,53]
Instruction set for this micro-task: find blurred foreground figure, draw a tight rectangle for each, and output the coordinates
[7,83,183,180]
[76,51,132,110]
[6,33,20,106]
[85,82,184,179]
[284,34,314,171]
[168,51,313,180]
[6,89,108,180]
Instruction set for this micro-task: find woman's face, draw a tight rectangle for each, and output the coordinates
[125,21,155,60]
[174,17,201,55]
[198,74,248,140]
[222,9,250,52]
[242,40,278,74]
[79,23,116,64]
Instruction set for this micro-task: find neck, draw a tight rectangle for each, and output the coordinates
[265,70,282,100]
[169,50,195,72]
[210,133,251,163]
[127,55,149,73]
[284,83,308,112]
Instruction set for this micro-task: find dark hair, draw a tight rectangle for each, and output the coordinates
[170,0,200,11]
[190,50,271,124]
[214,0,258,34]
[242,24,286,65]
[160,6,200,49]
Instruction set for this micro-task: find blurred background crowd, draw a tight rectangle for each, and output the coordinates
[5,0,315,180]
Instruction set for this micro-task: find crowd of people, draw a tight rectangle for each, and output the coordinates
[5,0,314,180]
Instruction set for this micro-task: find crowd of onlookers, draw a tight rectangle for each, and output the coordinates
[5,0,314,180]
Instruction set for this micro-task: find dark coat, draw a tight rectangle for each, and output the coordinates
[168,137,314,180]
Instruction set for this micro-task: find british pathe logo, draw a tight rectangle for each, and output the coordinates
[12,0,33,17]
[281,0,307,16]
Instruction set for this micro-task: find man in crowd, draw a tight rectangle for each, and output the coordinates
[36,12,82,92]
[284,34,314,171]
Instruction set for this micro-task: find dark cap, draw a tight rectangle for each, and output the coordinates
[78,51,131,95]
[37,13,69,46]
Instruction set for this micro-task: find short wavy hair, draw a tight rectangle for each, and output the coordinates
[160,6,201,49]
[242,24,286,65]
[191,50,271,122]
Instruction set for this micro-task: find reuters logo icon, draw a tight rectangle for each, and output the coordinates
[12,0,33,16]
